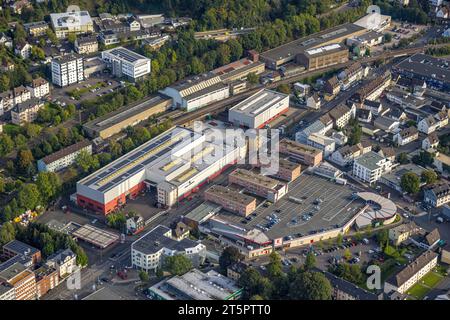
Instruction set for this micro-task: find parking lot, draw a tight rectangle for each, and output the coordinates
[51,75,121,106]
[217,172,366,239]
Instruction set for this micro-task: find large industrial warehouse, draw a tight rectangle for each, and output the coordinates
[76,126,246,214]
[228,89,290,129]
[83,94,172,139]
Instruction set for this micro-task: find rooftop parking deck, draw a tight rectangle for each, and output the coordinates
[217,172,365,239]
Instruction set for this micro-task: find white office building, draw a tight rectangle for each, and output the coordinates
[101,47,151,82]
[37,140,92,172]
[50,11,94,38]
[51,55,84,87]
[131,225,206,272]
[353,151,393,184]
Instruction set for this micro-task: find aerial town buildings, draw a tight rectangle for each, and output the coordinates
[101,47,151,82]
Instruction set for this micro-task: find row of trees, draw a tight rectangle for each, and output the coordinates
[400,169,438,194]
[0,221,88,266]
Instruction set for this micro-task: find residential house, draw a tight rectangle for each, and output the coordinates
[331,142,372,167]
[380,163,425,193]
[13,85,31,105]
[34,266,59,298]
[388,222,421,246]
[394,127,419,146]
[74,35,98,54]
[324,76,341,96]
[26,77,49,98]
[384,251,438,295]
[389,107,408,122]
[14,43,32,59]
[410,228,441,250]
[46,249,77,279]
[378,147,396,163]
[37,139,92,172]
[423,182,450,207]
[0,32,13,49]
[306,93,321,110]
[11,98,45,126]
[329,103,355,129]
[126,215,145,235]
[362,99,383,116]
[422,132,439,151]
[418,115,440,134]
[322,271,383,300]
[23,21,49,37]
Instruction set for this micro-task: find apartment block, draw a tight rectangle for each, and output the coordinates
[51,55,84,87]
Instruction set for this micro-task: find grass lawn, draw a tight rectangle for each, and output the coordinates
[421,271,443,287]
[407,283,430,300]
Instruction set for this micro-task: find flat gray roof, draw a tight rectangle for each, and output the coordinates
[260,23,365,62]
[229,89,288,117]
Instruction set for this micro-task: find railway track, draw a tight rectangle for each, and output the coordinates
[155,43,450,128]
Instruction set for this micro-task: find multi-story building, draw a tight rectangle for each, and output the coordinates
[338,62,369,91]
[101,47,151,82]
[384,251,438,294]
[262,158,301,182]
[393,127,419,146]
[352,151,393,184]
[388,222,420,246]
[351,71,391,103]
[204,185,256,217]
[422,132,439,151]
[76,126,245,214]
[11,99,45,126]
[148,269,242,300]
[23,21,49,37]
[51,55,84,87]
[279,139,323,167]
[34,266,59,298]
[45,249,77,279]
[228,89,289,129]
[324,76,341,96]
[329,103,355,129]
[37,140,92,172]
[74,35,98,54]
[50,11,94,38]
[131,225,206,272]
[228,169,288,203]
[322,271,383,300]
[393,53,450,91]
[423,182,450,207]
[2,240,42,266]
[0,263,36,300]
[13,85,31,105]
[26,77,50,98]
[418,115,441,134]
[296,43,349,71]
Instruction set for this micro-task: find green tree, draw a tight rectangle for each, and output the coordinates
[304,251,316,271]
[421,169,437,185]
[401,172,420,194]
[343,248,352,261]
[75,150,99,173]
[163,254,193,276]
[376,229,389,248]
[36,172,61,204]
[106,212,126,231]
[18,183,41,210]
[397,152,409,164]
[17,149,34,173]
[219,246,243,273]
[139,270,149,282]
[266,252,283,278]
[289,271,332,300]
[336,233,343,246]
[247,72,259,84]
